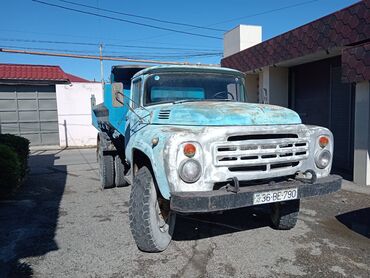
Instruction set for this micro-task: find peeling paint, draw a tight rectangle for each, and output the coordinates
[124,120,333,200]
[149,101,301,126]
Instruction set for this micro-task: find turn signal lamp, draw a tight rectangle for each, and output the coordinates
[183,143,196,157]
[319,136,329,148]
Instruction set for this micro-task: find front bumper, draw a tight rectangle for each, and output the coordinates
[170,175,342,213]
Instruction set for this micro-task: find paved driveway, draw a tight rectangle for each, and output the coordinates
[0,148,369,277]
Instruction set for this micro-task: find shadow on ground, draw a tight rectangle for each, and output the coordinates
[336,207,370,239]
[0,152,67,278]
[173,204,272,241]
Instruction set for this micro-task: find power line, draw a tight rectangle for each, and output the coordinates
[105,43,220,52]
[0,45,98,54]
[0,37,221,52]
[6,0,322,54]
[32,0,222,40]
[56,0,225,32]
[123,0,322,43]
[208,0,321,26]
[0,28,218,49]
[111,53,222,59]
[0,45,222,59]
[0,47,220,66]
[0,37,97,46]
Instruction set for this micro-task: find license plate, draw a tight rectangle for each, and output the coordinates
[253,188,298,205]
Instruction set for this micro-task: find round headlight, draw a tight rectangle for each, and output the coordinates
[179,159,202,183]
[315,150,331,169]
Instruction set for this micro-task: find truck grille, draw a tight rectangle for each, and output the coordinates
[214,134,309,172]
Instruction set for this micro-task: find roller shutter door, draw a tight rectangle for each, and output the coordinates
[290,57,354,180]
[0,84,59,145]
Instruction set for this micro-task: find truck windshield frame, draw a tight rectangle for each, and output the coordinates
[143,72,246,106]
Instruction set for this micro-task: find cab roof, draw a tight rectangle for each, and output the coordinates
[132,65,245,79]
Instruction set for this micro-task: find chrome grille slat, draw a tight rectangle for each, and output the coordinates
[214,134,309,172]
[215,155,308,167]
[216,146,308,158]
[227,138,304,145]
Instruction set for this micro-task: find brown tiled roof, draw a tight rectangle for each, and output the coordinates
[64,73,90,83]
[0,63,91,83]
[342,41,370,83]
[0,63,69,82]
[221,1,370,73]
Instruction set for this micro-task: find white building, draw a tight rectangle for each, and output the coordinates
[56,81,103,147]
[0,63,102,147]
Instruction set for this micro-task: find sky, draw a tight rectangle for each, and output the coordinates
[0,0,359,81]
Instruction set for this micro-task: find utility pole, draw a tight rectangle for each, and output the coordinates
[99,43,104,89]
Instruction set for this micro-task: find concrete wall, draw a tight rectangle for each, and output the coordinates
[224,25,262,58]
[257,66,289,107]
[56,82,103,147]
[245,74,259,103]
[353,81,370,186]
[269,67,289,107]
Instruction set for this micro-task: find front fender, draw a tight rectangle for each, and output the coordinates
[128,127,172,199]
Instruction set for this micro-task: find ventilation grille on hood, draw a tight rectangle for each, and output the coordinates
[158,109,171,119]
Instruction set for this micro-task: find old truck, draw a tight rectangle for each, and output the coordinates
[91,65,341,252]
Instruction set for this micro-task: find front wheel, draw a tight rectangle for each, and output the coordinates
[129,166,176,252]
[270,199,300,230]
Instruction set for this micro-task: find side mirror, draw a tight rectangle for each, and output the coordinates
[112,82,124,107]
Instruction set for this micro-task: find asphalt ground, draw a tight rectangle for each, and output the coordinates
[0,148,369,277]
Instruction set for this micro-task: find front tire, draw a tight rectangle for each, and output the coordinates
[129,166,176,252]
[270,199,300,230]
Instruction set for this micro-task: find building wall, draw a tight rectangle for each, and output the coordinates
[245,74,259,103]
[354,81,370,185]
[223,25,262,58]
[257,67,289,107]
[56,82,103,147]
[269,67,289,107]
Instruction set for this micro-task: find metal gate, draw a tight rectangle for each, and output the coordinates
[0,84,59,145]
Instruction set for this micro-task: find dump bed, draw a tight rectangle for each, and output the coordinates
[92,65,147,135]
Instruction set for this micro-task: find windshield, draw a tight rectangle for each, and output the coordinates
[144,72,246,105]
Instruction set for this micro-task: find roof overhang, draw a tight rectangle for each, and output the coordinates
[247,48,342,73]
[0,79,69,85]
[221,1,369,82]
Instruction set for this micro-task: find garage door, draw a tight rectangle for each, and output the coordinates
[0,85,59,145]
[290,56,355,180]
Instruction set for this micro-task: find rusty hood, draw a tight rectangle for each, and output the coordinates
[150,101,301,126]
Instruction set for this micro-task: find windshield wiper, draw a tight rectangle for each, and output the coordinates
[206,99,234,102]
[173,99,234,105]
[172,99,202,104]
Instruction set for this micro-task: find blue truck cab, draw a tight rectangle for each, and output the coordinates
[92,65,341,252]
